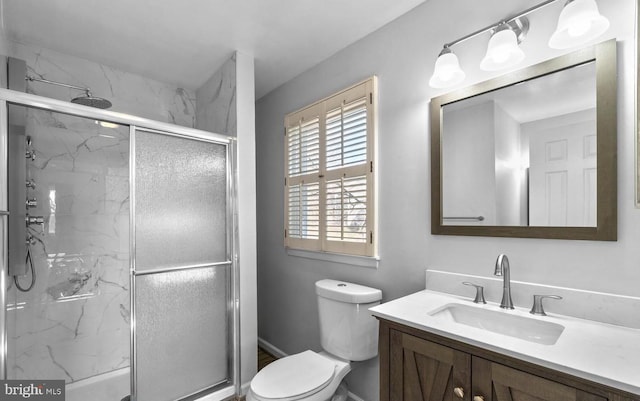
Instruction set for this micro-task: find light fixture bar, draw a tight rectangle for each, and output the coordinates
[444,0,560,48]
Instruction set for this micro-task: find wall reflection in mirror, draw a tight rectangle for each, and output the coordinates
[442,61,596,227]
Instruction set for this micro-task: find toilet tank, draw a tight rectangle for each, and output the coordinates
[315,279,382,361]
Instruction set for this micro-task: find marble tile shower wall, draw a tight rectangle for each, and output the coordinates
[196,54,237,135]
[6,108,130,382]
[3,41,198,383]
[9,41,197,126]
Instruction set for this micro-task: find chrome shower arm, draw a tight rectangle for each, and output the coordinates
[25,75,90,94]
[25,75,110,108]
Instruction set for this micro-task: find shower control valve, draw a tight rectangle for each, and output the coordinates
[25,235,36,246]
[26,215,45,235]
[26,180,36,189]
[26,198,38,209]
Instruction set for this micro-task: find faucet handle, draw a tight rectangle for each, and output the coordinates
[530,295,562,316]
[462,282,486,304]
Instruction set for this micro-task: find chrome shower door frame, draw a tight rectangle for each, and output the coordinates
[129,126,237,401]
[0,99,8,380]
[0,88,241,401]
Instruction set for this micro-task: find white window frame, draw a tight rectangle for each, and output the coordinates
[284,77,378,258]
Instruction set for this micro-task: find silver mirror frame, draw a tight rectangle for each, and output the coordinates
[431,39,617,241]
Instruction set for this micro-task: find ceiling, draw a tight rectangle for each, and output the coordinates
[1,0,426,99]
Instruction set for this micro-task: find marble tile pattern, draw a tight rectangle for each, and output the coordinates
[9,41,196,127]
[2,40,236,387]
[196,54,237,136]
[3,40,195,382]
[6,107,130,383]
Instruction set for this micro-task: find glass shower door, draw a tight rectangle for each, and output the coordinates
[4,105,131,400]
[1,88,238,401]
[131,129,232,401]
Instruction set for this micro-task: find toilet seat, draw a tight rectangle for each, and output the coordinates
[250,350,337,401]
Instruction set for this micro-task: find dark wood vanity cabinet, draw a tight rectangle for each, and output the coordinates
[389,328,470,400]
[472,357,606,401]
[379,319,639,401]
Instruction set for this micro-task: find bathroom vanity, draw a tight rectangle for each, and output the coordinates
[370,290,640,401]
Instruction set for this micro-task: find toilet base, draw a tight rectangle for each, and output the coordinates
[330,382,348,401]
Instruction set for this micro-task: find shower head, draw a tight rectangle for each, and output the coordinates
[71,90,112,109]
[26,75,112,109]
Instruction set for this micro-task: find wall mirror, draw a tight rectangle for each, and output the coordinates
[431,40,617,240]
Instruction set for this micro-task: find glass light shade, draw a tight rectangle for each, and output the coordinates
[549,0,610,49]
[480,28,525,71]
[429,51,465,88]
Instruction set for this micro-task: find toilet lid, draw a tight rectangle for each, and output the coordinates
[251,350,336,399]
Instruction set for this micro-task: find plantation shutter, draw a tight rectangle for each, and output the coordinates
[284,78,377,257]
[285,104,322,251]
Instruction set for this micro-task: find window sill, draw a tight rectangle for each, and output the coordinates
[286,248,379,269]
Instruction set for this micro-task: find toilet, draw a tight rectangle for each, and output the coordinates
[247,279,382,401]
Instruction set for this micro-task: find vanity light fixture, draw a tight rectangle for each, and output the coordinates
[429,0,610,88]
[480,19,528,71]
[548,0,610,49]
[429,47,466,88]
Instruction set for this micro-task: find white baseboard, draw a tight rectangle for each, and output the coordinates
[348,393,366,401]
[257,337,287,358]
[257,337,365,401]
[240,381,251,396]
[194,386,235,400]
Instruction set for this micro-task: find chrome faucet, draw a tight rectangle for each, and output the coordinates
[494,254,514,309]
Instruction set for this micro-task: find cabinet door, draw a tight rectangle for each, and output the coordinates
[390,330,471,401]
[472,357,608,401]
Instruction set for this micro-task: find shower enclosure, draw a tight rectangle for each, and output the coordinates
[0,84,239,401]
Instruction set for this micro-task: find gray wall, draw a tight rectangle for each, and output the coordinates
[255,1,638,400]
[494,103,522,226]
[443,101,497,225]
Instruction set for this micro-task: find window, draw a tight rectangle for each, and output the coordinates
[284,77,377,257]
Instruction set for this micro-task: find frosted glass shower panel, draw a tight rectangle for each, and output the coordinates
[135,266,229,401]
[134,131,228,270]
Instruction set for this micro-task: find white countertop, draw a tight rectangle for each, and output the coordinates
[369,290,640,396]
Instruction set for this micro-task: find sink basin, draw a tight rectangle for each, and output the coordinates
[429,303,565,345]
